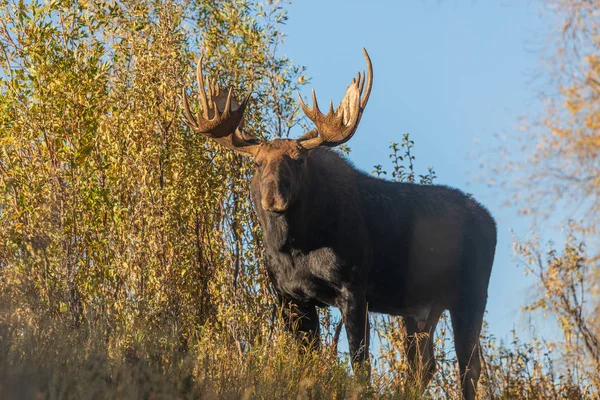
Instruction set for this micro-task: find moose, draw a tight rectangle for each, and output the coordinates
[182,49,496,400]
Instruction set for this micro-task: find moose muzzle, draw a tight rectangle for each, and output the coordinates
[261,180,290,213]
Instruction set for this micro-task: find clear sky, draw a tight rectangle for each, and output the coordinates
[280,0,556,342]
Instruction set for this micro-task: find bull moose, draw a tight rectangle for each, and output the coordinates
[182,49,496,400]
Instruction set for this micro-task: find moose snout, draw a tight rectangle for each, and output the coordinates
[261,181,289,213]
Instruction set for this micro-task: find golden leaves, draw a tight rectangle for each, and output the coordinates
[0,0,303,350]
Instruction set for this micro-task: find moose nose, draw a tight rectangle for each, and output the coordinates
[262,202,285,213]
[261,195,287,213]
[261,182,288,213]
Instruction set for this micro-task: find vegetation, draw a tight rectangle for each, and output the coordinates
[499,0,600,391]
[0,0,598,398]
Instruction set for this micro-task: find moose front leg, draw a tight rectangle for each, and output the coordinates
[339,287,370,376]
[280,298,321,350]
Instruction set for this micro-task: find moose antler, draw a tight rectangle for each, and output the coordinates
[297,48,373,149]
[182,53,261,156]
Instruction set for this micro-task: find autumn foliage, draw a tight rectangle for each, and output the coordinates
[0,0,598,398]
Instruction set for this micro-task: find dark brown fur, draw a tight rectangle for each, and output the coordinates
[252,141,496,399]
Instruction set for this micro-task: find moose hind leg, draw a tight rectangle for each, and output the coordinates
[403,307,443,394]
[450,298,486,400]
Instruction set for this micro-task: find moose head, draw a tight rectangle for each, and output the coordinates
[182,49,373,213]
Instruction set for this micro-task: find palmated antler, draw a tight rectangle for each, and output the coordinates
[297,48,373,149]
[182,53,261,156]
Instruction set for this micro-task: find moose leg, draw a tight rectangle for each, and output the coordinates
[403,308,442,393]
[281,299,321,350]
[450,301,485,400]
[339,288,370,376]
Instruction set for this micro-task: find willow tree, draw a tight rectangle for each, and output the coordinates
[0,0,306,353]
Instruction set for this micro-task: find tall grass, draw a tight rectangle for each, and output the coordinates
[1,301,598,399]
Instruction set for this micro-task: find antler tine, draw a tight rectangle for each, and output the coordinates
[311,88,320,115]
[299,88,320,118]
[223,87,233,117]
[182,86,198,131]
[297,48,374,150]
[212,79,221,120]
[196,54,209,119]
[360,47,373,109]
[298,94,309,116]
[358,71,365,97]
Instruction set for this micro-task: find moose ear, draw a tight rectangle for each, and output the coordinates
[232,128,261,147]
[296,129,319,142]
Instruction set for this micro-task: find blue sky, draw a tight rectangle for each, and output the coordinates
[280,0,556,342]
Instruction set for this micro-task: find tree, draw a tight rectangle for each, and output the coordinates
[498,0,600,385]
[0,0,304,350]
[500,0,600,234]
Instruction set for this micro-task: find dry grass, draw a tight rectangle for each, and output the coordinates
[0,307,360,400]
[1,305,598,400]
